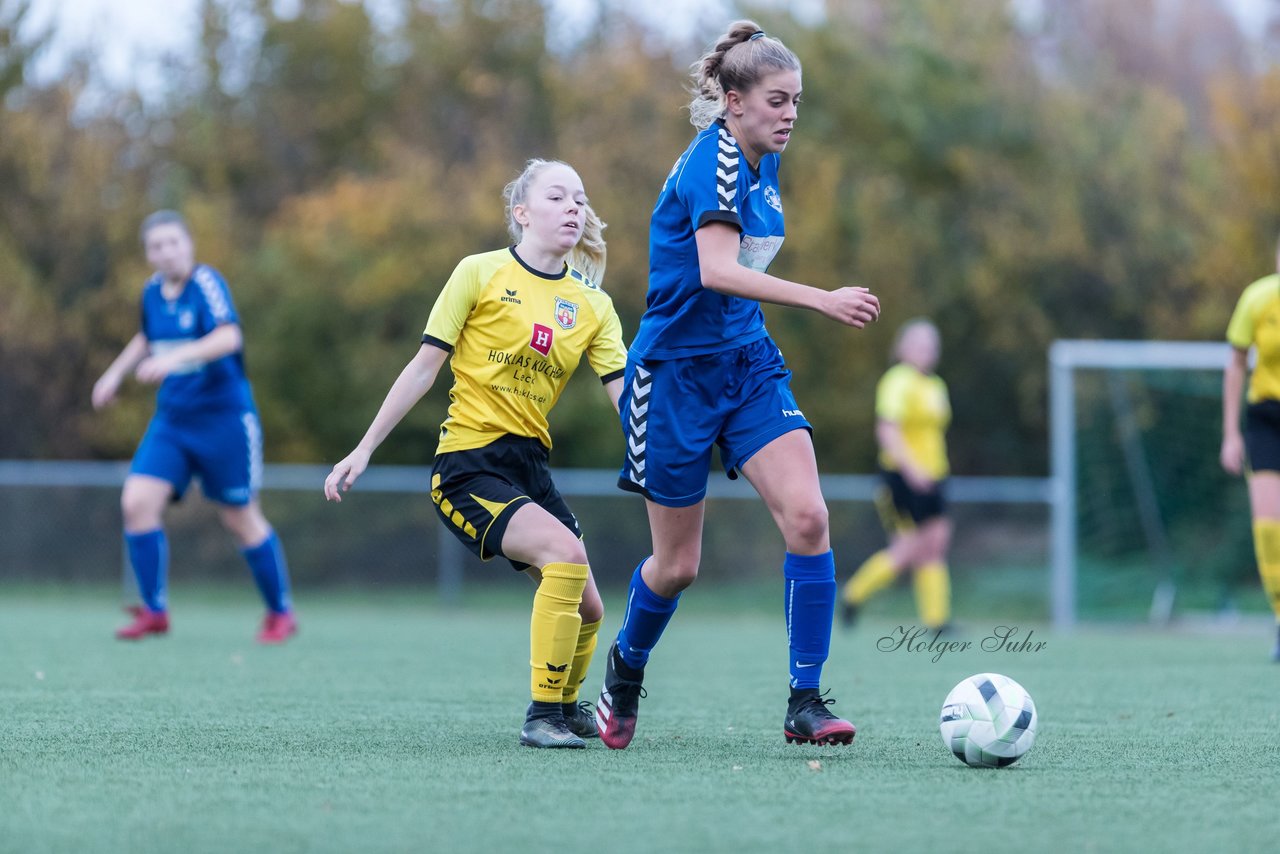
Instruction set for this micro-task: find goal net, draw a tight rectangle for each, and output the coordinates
[1049,341,1257,626]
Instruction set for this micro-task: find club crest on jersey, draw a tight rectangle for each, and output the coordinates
[529,323,554,357]
[178,309,195,331]
[765,185,783,213]
[554,297,578,330]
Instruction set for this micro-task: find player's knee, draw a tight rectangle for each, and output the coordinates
[219,506,269,547]
[121,489,162,530]
[655,556,700,593]
[783,501,829,550]
[541,537,588,568]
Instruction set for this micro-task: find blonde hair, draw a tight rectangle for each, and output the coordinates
[503,158,607,284]
[687,20,802,130]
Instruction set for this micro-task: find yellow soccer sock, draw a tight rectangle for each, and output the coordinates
[914,561,951,629]
[529,562,588,704]
[1252,521,1280,621]
[842,550,898,606]
[562,618,601,706]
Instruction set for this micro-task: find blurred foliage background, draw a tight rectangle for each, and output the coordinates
[4,0,1280,474]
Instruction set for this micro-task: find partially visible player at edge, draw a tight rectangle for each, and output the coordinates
[92,211,297,643]
[324,160,627,748]
[841,319,953,634]
[1221,236,1280,661]
[597,21,880,749]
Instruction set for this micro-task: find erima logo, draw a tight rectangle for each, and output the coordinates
[547,662,568,672]
[782,408,804,418]
[501,288,521,304]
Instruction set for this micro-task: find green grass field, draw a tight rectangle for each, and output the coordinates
[2,585,1276,854]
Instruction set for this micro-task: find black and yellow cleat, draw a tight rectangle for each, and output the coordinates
[839,601,859,630]
[519,714,587,749]
[561,700,600,740]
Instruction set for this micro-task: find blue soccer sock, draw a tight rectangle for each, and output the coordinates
[615,559,680,671]
[125,529,168,614]
[242,530,292,614]
[784,550,836,690]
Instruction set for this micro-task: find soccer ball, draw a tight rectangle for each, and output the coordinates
[938,672,1037,768]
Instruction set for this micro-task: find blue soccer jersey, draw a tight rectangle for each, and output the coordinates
[629,119,787,360]
[140,264,254,416]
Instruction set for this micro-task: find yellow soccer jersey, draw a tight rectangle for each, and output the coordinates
[875,363,951,479]
[423,247,626,454]
[1226,274,1280,404]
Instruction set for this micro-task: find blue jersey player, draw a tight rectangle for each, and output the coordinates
[92,211,296,643]
[595,21,880,749]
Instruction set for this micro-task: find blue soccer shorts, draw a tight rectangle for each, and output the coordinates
[130,408,263,506]
[616,336,811,507]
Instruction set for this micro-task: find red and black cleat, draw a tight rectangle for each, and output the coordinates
[115,609,169,640]
[595,642,646,750]
[256,611,298,645]
[784,689,857,746]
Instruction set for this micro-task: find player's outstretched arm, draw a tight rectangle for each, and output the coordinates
[1221,347,1248,476]
[92,332,150,409]
[324,344,448,502]
[694,223,880,328]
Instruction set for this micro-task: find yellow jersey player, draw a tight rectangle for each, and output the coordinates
[324,160,627,747]
[1222,242,1280,661]
[841,319,953,633]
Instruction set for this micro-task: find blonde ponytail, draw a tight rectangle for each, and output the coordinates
[570,205,607,285]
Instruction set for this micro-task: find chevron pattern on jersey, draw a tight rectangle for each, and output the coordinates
[715,126,739,214]
[625,366,652,488]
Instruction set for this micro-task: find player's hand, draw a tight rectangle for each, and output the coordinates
[325,448,371,502]
[902,465,936,493]
[134,355,176,384]
[1220,433,1245,476]
[92,373,122,410]
[821,286,880,328]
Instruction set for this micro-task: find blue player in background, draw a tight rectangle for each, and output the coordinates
[595,21,880,749]
[92,211,296,643]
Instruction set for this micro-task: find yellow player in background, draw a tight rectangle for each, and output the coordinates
[1221,244,1280,661]
[841,319,953,633]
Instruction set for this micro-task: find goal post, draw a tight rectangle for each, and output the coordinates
[1049,339,1244,629]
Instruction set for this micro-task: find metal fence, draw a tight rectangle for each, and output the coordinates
[0,459,1051,606]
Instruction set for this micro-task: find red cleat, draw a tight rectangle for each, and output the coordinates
[115,609,169,640]
[256,611,298,644]
[784,689,857,746]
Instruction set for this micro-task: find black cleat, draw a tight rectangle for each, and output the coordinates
[839,601,859,630]
[784,688,857,746]
[562,700,600,739]
[519,714,587,749]
[595,642,646,750]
